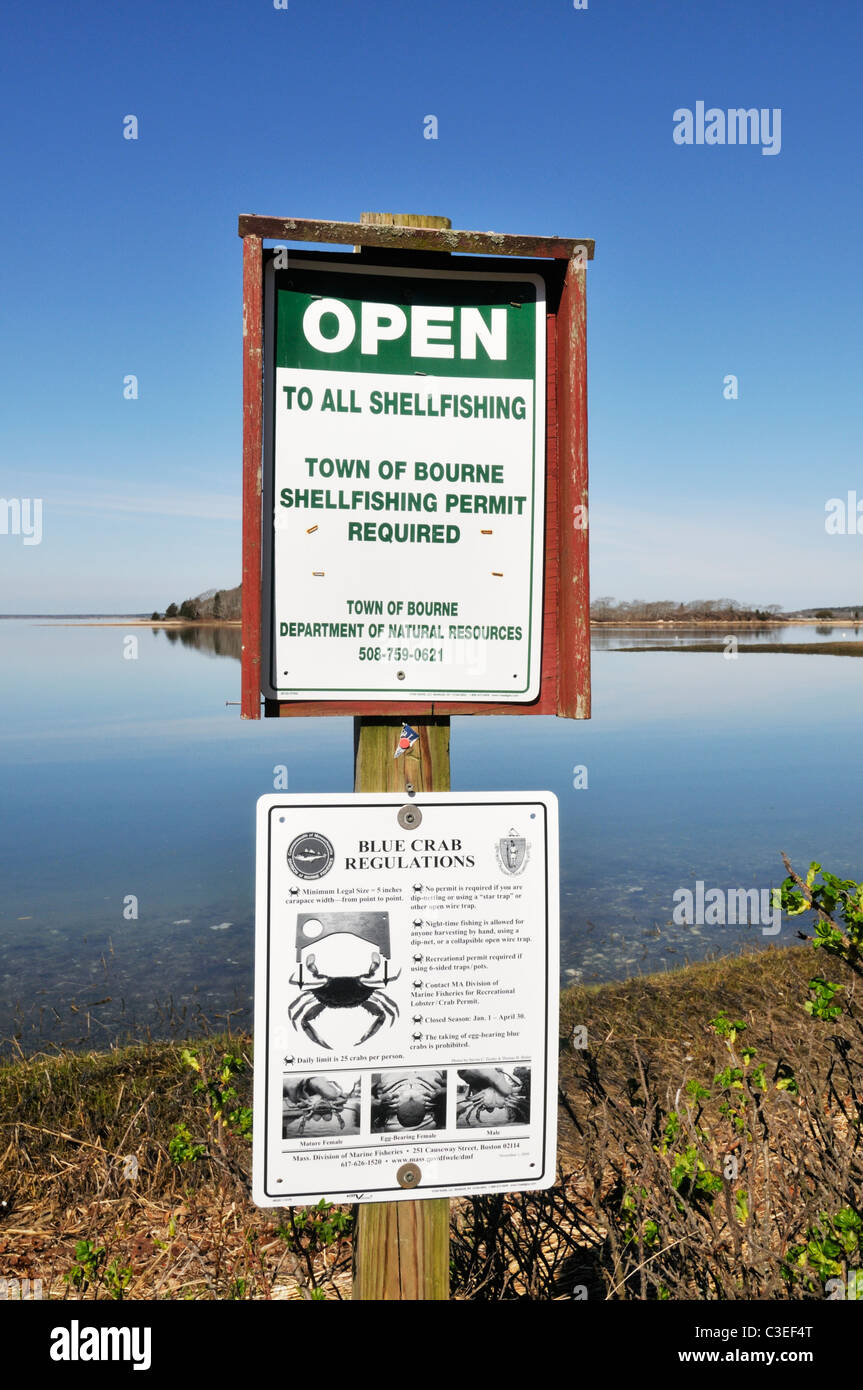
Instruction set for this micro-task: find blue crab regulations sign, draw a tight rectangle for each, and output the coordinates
[262,258,546,703]
[252,792,559,1205]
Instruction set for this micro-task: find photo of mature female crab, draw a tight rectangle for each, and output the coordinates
[282,1073,361,1138]
[371,1069,447,1131]
[456,1066,530,1128]
[288,951,401,1050]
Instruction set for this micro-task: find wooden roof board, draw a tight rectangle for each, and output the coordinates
[238,215,594,261]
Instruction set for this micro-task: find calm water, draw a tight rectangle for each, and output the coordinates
[1,619,861,1052]
[591,623,863,648]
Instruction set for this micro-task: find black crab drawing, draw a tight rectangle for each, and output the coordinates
[288,911,401,1051]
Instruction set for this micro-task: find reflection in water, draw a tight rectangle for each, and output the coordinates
[592,623,774,649]
[159,621,863,660]
[159,624,242,661]
[593,623,863,651]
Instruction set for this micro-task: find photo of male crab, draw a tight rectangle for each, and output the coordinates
[282,1073,361,1138]
[456,1065,531,1128]
[371,1069,447,1132]
[288,910,401,1052]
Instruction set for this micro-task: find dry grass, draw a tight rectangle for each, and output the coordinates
[451,944,863,1298]
[0,1038,351,1300]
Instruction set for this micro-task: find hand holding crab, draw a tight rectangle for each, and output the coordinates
[282,1075,360,1134]
[372,1070,446,1130]
[457,1066,530,1127]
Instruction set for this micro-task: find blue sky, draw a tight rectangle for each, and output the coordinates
[1,0,862,612]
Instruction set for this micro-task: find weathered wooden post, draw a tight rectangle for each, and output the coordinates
[350,212,453,1302]
[351,724,452,1300]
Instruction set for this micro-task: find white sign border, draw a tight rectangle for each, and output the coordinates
[262,258,547,704]
[252,790,560,1206]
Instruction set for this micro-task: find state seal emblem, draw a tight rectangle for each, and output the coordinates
[496,828,529,876]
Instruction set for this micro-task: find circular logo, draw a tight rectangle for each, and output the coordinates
[287,832,334,880]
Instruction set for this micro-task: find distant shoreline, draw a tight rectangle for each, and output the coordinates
[591,618,862,627]
[21,619,242,628]
[3,616,858,629]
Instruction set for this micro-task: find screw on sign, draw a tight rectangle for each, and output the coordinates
[397,1163,422,1190]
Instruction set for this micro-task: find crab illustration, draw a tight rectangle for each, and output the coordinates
[371,1070,446,1131]
[288,951,400,1050]
[457,1067,530,1127]
[282,1075,360,1135]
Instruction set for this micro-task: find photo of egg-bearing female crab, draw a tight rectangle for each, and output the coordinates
[282,1072,362,1138]
[287,910,401,1052]
[371,1069,447,1132]
[456,1065,531,1127]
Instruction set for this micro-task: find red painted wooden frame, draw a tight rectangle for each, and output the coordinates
[240,217,591,721]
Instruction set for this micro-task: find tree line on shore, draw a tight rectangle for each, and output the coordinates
[148,587,861,625]
[151,585,241,622]
[590,597,785,622]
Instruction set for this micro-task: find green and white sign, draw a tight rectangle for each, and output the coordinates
[263,259,546,701]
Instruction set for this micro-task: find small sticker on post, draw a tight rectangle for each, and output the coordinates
[394,723,419,759]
